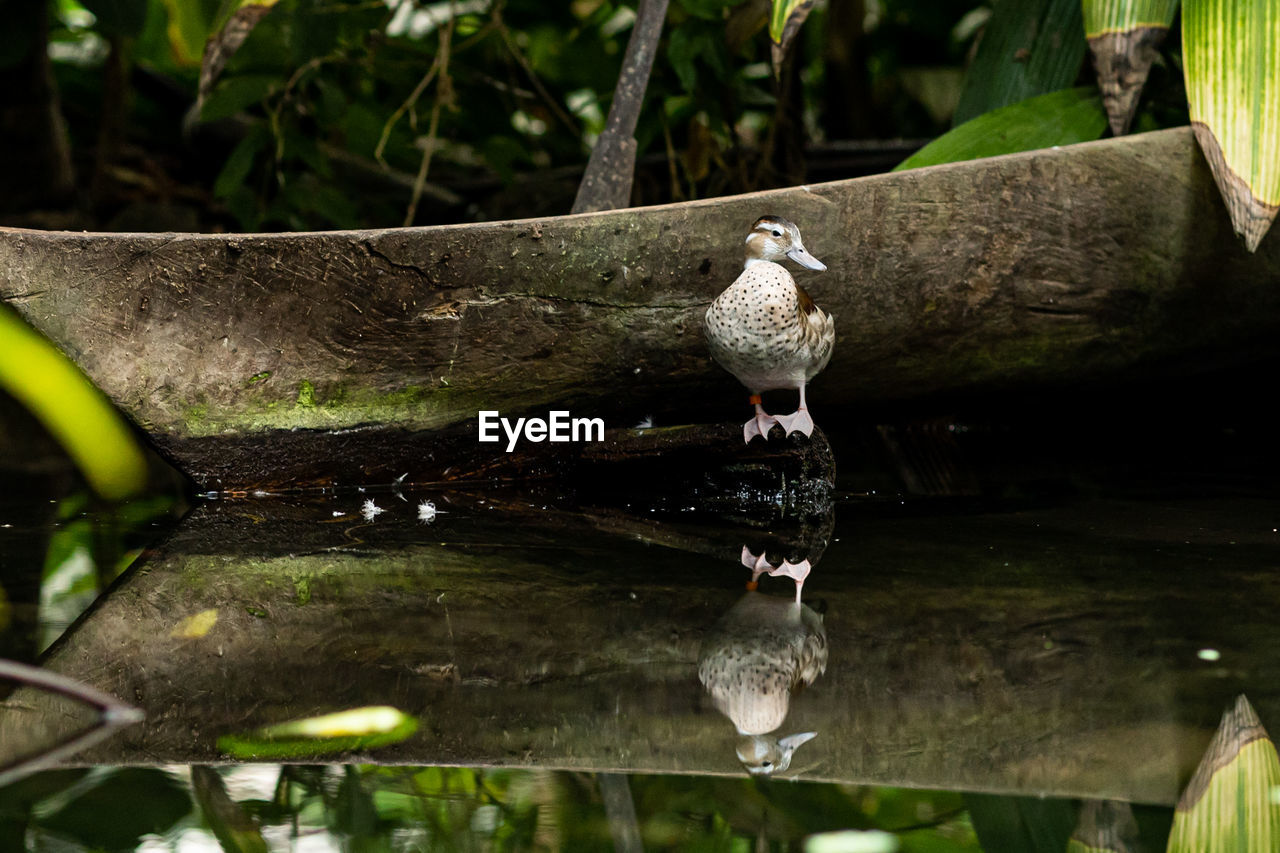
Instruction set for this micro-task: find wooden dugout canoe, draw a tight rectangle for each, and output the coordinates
[3,127,1280,490]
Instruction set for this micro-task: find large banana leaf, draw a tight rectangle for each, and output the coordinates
[895,87,1107,172]
[1167,695,1280,851]
[953,0,1087,126]
[1183,0,1280,251]
[1082,0,1179,135]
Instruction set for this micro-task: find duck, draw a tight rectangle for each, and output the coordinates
[697,590,828,774]
[705,216,835,443]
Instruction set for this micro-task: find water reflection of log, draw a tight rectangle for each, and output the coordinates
[4,496,1279,803]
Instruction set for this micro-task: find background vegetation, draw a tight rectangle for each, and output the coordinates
[1,0,1193,235]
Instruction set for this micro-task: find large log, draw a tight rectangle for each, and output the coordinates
[3,127,1280,489]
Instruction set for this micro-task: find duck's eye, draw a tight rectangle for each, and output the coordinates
[771,230,782,237]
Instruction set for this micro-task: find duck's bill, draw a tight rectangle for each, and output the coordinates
[786,247,827,271]
[778,731,818,750]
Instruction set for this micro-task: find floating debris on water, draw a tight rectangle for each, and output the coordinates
[417,500,437,523]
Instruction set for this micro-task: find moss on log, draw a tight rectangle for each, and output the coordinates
[3,128,1280,488]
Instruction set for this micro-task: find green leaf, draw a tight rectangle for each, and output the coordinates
[1168,696,1280,850]
[677,0,748,22]
[38,769,192,850]
[952,0,1087,126]
[80,0,149,37]
[217,707,419,759]
[1083,0,1180,35]
[1183,0,1280,251]
[965,793,1077,853]
[213,125,270,218]
[667,24,704,92]
[0,305,147,501]
[768,0,817,73]
[159,0,217,65]
[666,21,730,93]
[894,87,1107,171]
[200,73,277,121]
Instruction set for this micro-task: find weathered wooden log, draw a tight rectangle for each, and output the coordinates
[3,127,1280,489]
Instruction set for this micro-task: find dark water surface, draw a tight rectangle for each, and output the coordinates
[3,469,1279,848]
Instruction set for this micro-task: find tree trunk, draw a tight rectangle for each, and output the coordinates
[571,0,670,213]
[0,1,75,215]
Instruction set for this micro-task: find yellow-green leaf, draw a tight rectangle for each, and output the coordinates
[170,608,219,639]
[1083,0,1179,35]
[1168,695,1280,851]
[0,305,147,502]
[217,706,419,759]
[768,0,816,75]
[1183,0,1280,251]
[1083,0,1179,135]
[158,0,216,66]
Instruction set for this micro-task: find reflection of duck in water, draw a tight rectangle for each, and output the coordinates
[698,591,828,774]
[742,545,811,603]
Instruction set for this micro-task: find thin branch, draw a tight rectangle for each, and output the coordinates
[403,11,457,226]
[0,659,142,787]
[493,9,579,138]
[376,60,444,167]
[376,8,499,170]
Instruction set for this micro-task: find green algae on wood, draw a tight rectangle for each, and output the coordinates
[1083,0,1179,136]
[1183,0,1280,251]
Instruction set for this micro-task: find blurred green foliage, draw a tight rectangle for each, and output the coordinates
[36,0,998,232]
[0,304,147,502]
[18,0,1197,233]
[0,764,986,851]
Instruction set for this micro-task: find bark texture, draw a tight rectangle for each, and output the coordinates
[3,128,1280,487]
[571,0,669,213]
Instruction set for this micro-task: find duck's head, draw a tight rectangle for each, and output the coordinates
[744,216,826,271]
[735,732,818,775]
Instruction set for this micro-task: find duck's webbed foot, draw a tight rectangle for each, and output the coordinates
[774,408,814,437]
[741,546,811,602]
[743,413,777,443]
[743,395,776,443]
